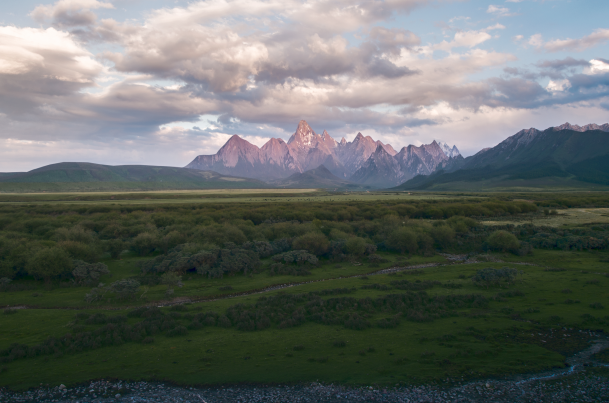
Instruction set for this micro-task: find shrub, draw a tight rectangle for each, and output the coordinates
[72,261,110,285]
[387,228,418,254]
[431,225,455,249]
[590,302,605,310]
[108,279,141,300]
[166,326,188,337]
[161,231,185,253]
[472,267,518,288]
[345,237,368,256]
[130,232,160,256]
[271,250,318,266]
[217,315,231,328]
[487,231,520,253]
[105,239,125,259]
[292,233,329,256]
[333,340,346,347]
[26,248,73,282]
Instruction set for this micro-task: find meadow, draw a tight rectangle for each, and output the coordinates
[0,191,608,391]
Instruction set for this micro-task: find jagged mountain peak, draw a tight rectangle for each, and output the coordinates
[321,130,338,147]
[220,134,257,151]
[187,119,455,188]
[436,141,461,158]
[288,120,317,147]
[552,122,609,132]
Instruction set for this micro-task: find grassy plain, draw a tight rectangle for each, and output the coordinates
[0,190,468,206]
[0,191,608,391]
[1,249,608,390]
[482,208,609,227]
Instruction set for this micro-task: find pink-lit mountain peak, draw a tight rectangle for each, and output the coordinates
[186,119,461,187]
[288,120,319,148]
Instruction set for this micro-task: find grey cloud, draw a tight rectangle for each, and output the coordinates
[31,0,114,28]
[536,57,590,70]
[369,27,421,55]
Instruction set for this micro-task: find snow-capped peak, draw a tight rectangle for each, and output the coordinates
[436,141,461,158]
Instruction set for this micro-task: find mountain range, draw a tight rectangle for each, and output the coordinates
[396,122,609,190]
[186,120,460,188]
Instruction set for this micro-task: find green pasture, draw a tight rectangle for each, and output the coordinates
[0,253,446,309]
[1,250,608,390]
[0,190,463,205]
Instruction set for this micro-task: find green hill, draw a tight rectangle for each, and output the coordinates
[0,162,270,192]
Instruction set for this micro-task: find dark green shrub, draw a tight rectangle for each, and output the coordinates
[292,233,329,256]
[108,279,141,300]
[58,241,100,263]
[130,232,160,256]
[105,239,125,259]
[166,326,188,337]
[26,248,73,282]
[472,267,518,288]
[387,228,418,254]
[345,237,367,256]
[72,261,110,285]
[487,231,520,253]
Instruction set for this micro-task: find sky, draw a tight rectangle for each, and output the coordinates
[1,0,608,171]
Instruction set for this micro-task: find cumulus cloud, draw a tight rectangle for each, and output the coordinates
[434,31,492,51]
[31,0,114,27]
[0,26,103,115]
[0,0,607,170]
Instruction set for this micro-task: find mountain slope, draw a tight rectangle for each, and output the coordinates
[0,162,269,190]
[270,165,367,189]
[396,123,609,190]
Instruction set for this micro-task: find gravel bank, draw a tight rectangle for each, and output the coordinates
[1,368,608,403]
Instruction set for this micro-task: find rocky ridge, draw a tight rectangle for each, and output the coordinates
[186,120,460,187]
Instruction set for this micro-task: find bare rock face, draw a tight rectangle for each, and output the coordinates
[185,120,460,187]
[552,122,609,132]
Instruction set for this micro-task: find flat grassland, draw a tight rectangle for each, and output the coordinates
[0,190,463,205]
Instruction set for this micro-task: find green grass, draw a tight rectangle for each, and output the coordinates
[0,189,480,205]
[0,253,446,309]
[1,249,608,390]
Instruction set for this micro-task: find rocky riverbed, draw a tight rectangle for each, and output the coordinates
[2,339,608,402]
[1,372,608,403]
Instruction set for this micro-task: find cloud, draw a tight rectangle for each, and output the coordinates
[31,0,114,27]
[434,31,492,51]
[0,0,608,171]
[487,5,511,17]
[587,59,609,74]
[536,57,590,70]
[543,29,609,52]
[0,26,102,115]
